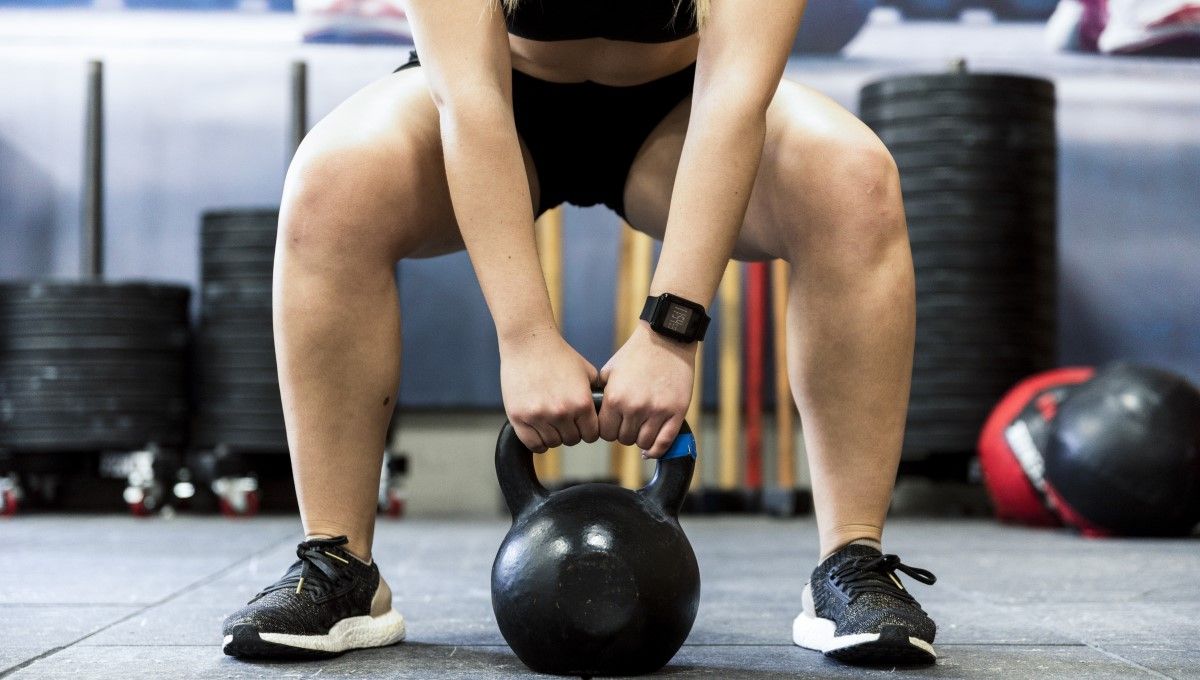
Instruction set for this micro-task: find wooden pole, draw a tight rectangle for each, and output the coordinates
[772,259,795,489]
[617,227,654,489]
[533,207,565,482]
[610,226,635,479]
[717,262,742,491]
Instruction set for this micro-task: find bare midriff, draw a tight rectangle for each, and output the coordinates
[507,33,700,86]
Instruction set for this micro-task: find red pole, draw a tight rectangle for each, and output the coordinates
[744,262,767,491]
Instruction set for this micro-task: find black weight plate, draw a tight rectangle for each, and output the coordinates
[196,384,282,402]
[912,250,1053,270]
[0,378,185,399]
[914,268,1055,285]
[916,313,1056,330]
[860,96,1055,122]
[199,307,273,325]
[200,316,273,332]
[200,247,276,266]
[909,374,1025,392]
[0,331,190,353]
[918,294,1057,311]
[898,163,1054,184]
[201,281,273,300]
[879,127,1056,153]
[1,317,187,338]
[0,305,188,326]
[195,416,286,433]
[0,281,190,305]
[0,358,186,379]
[915,326,1056,345]
[201,209,279,231]
[901,174,1054,197]
[912,244,1055,263]
[860,74,1055,104]
[915,339,1055,357]
[196,338,275,357]
[191,430,288,452]
[194,366,279,382]
[202,227,277,249]
[202,265,273,281]
[910,363,1039,381]
[912,354,1056,369]
[199,328,273,345]
[903,191,1056,212]
[0,393,188,414]
[892,147,1056,172]
[907,220,1056,241]
[0,427,187,451]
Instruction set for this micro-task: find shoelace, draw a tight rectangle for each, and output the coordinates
[256,537,354,600]
[830,554,937,603]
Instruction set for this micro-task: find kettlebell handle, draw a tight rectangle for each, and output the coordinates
[495,392,697,519]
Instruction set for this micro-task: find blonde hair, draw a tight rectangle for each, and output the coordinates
[500,0,710,29]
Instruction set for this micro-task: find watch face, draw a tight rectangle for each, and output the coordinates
[663,303,692,335]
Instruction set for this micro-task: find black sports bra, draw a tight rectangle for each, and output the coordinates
[506,0,698,43]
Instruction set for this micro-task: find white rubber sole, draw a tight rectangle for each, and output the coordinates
[792,583,935,660]
[229,609,406,654]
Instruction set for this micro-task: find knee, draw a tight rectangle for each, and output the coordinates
[279,146,406,267]
[784,135,908,273]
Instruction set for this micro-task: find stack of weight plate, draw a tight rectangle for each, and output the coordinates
[193,210,287,452]
[859,72,1058,460]
[0,282,190,452]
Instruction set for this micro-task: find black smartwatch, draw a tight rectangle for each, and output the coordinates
[639,293,711,344]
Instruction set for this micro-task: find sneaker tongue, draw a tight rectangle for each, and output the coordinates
[819,543,883,576]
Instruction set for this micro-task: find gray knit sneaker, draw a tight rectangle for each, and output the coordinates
[222,536,405,659]
[792,544,937,665]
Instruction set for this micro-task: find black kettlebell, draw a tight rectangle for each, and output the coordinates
[491,393,700,677]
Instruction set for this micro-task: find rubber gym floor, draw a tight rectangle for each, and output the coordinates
[3,516,1197,679]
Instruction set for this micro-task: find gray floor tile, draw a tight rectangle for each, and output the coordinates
[1101,645,1200,680]
[1024,603,1200,648]
[9,643,1157,680]
[0,605,137,674]
[2,516,295,605]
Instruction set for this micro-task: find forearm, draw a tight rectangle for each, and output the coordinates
[440,103,555,343]
[650,98,768,308]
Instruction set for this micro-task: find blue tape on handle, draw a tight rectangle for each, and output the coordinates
[662,432,697,460]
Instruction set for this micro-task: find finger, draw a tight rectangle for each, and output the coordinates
[554,413,583,447]
[598,398,621,442]
[513,421,548,453]
[584,361,600,390]
[577,406,601,444]
[597,361,613,388]
[617,411,641,447]
[646,417,684,459]
[537,421,564,450]
[636,415,666,453]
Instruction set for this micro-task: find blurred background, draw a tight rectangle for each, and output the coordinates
[0,0,1197,520]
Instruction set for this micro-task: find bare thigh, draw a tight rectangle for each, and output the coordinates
[284,66,540,262]
[621,77,892,262]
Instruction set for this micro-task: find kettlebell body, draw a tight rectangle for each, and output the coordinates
[491,395,700,676]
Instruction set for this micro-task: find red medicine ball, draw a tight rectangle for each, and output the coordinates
[977,367,1096,527]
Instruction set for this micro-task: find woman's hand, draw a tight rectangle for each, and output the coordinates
[598,322,697,458]
[500,326,601,453]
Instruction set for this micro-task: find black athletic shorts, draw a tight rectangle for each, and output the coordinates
[396,50,696,220]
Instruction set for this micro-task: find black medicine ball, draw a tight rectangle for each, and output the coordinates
[1042,364,1200,537]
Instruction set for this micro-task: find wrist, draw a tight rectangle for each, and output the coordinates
[634,320,698,357]
[497,321,560,353]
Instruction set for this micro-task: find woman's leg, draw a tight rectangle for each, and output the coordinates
[622,80,913,560]
[275,67,539,560]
